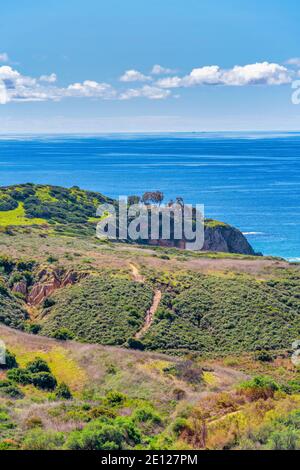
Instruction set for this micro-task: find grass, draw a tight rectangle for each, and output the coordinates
[0,203,46,227]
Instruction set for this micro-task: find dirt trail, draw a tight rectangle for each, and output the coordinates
[135,289,162,339]
[129,263,145,283]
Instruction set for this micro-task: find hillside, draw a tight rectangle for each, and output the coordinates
[0,197,300,450]
[1,324,300,450]
[0,183,256,255]
[0,226,299,354]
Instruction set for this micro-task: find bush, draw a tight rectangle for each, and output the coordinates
[43,298,55,309]
[7,368,31,385]
[22,429,64,450]
[0,350,18,370]
[127,337,145,351]
[52,328,74,340]
[66,418,141,450]
[106,391,126,406]
[26,357,51,374]
[133,406,161,425]
[0,380,24,399]
[55,382,72,400]
[238,376,279,401]
[25,323,42,335]
[31,372,57,391]
[254,351,273,362]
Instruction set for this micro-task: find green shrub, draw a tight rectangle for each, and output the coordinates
[31,372,57,391]
[106,391,126,406]
[55,382,72,400]
[239,376,279,401]
[0,380,24,399]
[7,368,31,385]
[52,328,74,340]
[66,418,141,450]
[254,351,273,362]
[22,429,64,450]
[43,297,56,309]
[26,357,51,374]
[127,338,145,351]
[24,323,42,335]
[133,406,161,425]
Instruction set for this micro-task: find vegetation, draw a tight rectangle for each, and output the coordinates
[0,184,112,226]
[40,275,153,345]
[142,271,300,353]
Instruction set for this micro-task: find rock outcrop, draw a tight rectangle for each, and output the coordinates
[203,223,256,255]
[146,221,256,255]
[26,268,87,306]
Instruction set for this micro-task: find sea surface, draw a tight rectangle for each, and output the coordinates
[0,132,299,260]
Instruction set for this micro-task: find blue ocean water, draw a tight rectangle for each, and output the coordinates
[0,132,299,260]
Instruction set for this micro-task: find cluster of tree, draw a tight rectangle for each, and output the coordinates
[128,192,185,207]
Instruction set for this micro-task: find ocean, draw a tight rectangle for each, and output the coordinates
[0,132,299,261]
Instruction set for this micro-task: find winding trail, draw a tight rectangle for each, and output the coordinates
[129,263,162,339]
[135,289,162,339]
[129,263,145,283]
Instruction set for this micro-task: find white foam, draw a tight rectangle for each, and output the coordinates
[243,232,264,236]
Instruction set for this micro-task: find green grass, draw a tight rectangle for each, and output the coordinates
[0,203,46,227]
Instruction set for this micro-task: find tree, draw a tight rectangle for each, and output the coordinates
[142,191,164,206]
[128,195,141,205]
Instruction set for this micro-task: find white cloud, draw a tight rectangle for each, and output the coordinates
[39,73,57,83]
[157,62,291,88]
[119,85,171,100]
[0,59,294,106]
[151,64,176,75]
[0,52,9,62]
[286,58,300,67]
[222,62,291,86]
[120,69,151,82]
[67,80,116,99]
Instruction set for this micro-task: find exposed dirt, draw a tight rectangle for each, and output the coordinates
[135,289,162,339]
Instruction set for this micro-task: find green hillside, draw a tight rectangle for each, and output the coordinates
[142,270,300,354]
[0,184,112,226]
[40,275,153,345]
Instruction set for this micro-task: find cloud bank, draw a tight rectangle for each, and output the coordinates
[0,61,295,104]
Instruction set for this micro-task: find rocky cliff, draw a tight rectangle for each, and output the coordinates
[203,221,256,255]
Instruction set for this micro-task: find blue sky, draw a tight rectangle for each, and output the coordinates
[0,0,300,132]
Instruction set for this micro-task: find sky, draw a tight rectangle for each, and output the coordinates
[1,0,300,133]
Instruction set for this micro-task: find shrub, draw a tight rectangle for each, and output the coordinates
[52,328,74,340]
[7,368,31,385]
[173,417,189,436]
[26,357,51,374]
[238,376,279,401]
[25,323,42,335]
[133,406,161,425]
[0,380,24,399]
[31,372,57,391]
[127,337,145,351]
[106,391,126,406]
[254,351,273,362]
[66,418,141,450]
[25,416,43,429]
[22,429,64,450]
[0,350,18,370]
[43,298,56,309]
[55,382,72,400]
